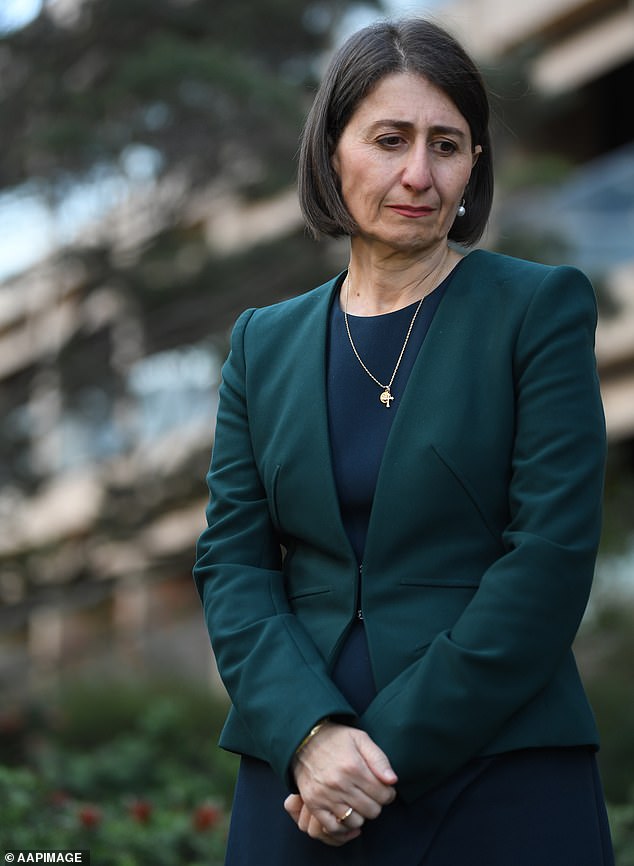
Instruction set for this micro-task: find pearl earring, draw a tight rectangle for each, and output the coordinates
[457,199,466,218]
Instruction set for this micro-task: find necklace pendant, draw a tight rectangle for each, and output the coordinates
[380,388,394,408]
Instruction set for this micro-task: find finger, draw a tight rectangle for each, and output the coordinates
[308,815,360,847]
[298,772,391,827]
[315,801,371,837]
[284,793,302,823]
[294,725,396,820]
[298,804,314,834]
[290,799,364,845]
[347,783,393,818]
[327,731,397,805]
[300,755,394,811]
[288,803,360,847]
[357,736,398,786]
[335,806,365,831]
[314,775,392,824]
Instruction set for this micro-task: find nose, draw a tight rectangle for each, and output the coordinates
[401,143,432,192]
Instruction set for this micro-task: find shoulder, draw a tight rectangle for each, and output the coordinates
[224,272,342,370]
[238,273,341,334]
[464,248,593,289]
[461,248,596,311]
[464,248,586,284]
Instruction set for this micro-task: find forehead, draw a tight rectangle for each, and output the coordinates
[347,71,467,130]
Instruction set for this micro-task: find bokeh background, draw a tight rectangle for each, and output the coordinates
[1,0,633,861]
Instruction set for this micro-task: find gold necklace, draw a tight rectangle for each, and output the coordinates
[343,276,424,408]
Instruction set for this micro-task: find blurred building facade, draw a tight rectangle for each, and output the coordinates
[0,172,341,703]
[0,248,224,698]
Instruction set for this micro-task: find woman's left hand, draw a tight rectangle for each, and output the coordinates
[284,793,363,846]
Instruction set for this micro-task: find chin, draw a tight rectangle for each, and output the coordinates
[386,233,444,255]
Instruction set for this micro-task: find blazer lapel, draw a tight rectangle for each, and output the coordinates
[264,274,354,558]
[363,251,479,564]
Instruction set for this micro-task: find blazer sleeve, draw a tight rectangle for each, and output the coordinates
[193,309,356,784]
[360,264,607,799]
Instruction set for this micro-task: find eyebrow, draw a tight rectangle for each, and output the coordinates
[367,120,468,139]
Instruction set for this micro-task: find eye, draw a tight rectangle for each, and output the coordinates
[431,139,458,155]
[377,134,405,149]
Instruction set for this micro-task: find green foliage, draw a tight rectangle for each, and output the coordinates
[584,627,634,805]
[577,585,634,814]
[0,762,228,865]
[496,153,574,193]
[610,799,634,866]
[0,0,374,191]
[601,444,634,554]
[492,226,571,267]
[2,674,634,862]
[0,681,237,863]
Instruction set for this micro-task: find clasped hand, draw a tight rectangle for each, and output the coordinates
[284,722,398,847]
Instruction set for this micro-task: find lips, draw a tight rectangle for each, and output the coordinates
[387,205,435,217]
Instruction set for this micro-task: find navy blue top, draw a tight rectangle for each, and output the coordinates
[326,268,453,564]
[326,266,455,717]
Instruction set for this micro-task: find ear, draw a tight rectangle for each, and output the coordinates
[331,147,341,177]
[471,144,482,168]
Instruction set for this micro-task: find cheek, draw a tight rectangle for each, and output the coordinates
[438,163,473,201]
[344,160,389,201]
[339,165,368,205]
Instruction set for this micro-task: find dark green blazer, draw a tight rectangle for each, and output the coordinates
[194,249,606,803]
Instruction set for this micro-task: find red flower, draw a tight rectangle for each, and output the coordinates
[192,803,222,832]
[78,804,102,829]
[128,799,152,824]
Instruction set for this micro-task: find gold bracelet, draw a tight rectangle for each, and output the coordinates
[295,719,330,755]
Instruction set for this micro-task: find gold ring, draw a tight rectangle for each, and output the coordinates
[336,806,354,824]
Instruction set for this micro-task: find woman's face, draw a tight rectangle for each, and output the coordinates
[332,72,480,255]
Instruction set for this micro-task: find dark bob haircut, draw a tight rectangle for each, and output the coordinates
[298,18,493,247]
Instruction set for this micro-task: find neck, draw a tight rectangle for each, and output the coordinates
[342,241,462,316]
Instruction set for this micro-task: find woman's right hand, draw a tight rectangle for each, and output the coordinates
[291,721,398,840]
[284,793,362,847]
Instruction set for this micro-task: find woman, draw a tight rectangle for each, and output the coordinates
[194,18,614,865]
